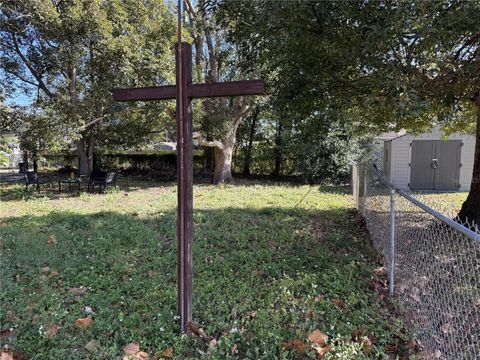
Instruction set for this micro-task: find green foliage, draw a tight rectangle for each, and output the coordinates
[1,0,177,160]
[0,182,414,359]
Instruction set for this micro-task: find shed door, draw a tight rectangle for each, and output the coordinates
[410,140,461,191]
[435,140,462,191]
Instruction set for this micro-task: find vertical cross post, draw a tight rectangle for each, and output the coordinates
[176,42,193,332]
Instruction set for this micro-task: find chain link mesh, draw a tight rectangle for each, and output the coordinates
[353,164,480,360]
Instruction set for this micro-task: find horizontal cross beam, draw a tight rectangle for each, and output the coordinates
[112,80,266,102]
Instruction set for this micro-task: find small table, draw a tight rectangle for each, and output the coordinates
[58,179,81,192]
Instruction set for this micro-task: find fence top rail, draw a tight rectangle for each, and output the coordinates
[366,164,480,242]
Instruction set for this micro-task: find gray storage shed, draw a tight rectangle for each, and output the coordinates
[383,128,476,191]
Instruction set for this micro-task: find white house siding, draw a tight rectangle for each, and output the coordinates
[386,128,476,191]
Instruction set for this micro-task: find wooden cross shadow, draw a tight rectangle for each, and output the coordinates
[113,42,265,332]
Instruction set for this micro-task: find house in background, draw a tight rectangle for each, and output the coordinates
[382,127,476,191]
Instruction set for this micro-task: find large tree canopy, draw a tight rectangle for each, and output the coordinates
[1,0,177,174]
[209,0,480,224]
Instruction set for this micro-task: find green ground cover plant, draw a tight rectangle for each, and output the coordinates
[0,181,415,359]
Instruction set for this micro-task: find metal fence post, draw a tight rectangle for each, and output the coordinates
[389,188,396,296]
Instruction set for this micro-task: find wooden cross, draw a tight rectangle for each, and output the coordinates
[112,1,265,333]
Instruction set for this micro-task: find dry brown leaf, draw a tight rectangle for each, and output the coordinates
[384,344,397,353]
[331,299,345,308]
[230,306,237,320]
[406,339,417,349]
[0,350,14,360]
[0,329,16,342]
[74,316,92,329]
[47,235,57,246]
[351,328,365,341]
[370,278,386,292]
[85,339,100,352]
[186,321,208,339]
[282,339,306,354]
[6,311,14,322]
[124,343,140,356]
[306,310,315,320]
[160,346,173,358]
[136,351,149,359]
[40,266,50,275]
[49,271,60,277]
[147,270,158,278]
[46,324,59,338]
[361,337,372,351]
[69,287,87,296]
[308,330,327,346]
[314,344,332,357]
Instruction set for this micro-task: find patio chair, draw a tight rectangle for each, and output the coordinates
[89,170,116,193]
[24,171,52,192]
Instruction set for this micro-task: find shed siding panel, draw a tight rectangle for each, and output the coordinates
[386,127,475,192]
[390,138,411,191]
[460,137,475,191]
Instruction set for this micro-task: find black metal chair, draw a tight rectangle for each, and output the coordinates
[89,170,116,193]
[24,171,52,191]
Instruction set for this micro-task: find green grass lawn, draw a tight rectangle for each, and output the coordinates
[0,181,414,359]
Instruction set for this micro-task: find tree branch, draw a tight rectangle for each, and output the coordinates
[193,132,224,149]
[10,33,55,98]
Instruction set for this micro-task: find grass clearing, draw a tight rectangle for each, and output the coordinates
[1,181,414,359]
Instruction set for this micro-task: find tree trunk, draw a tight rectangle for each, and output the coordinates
[22,152,29,172]
[33,155,38,172]
[458,103,480,227]
[272,120,283,177]
[243,109,258,176]
[213,143,234,184]
[77,136,95,176]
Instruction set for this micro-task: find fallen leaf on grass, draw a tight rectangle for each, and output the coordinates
[147,270,158,278]
[123,342,140,356]
[160,347,173,358]
[0,350,14,360]
[331,299,345,308]
[46,324,59,338]
[85,339,100,352]
[361,337,372,351]
[47,235,57,246]
[40,266,50,275]
[370,279,386,292]
[0,329,16,342]
[282,339,306,354]
[313,344,332,357]
[49,271,60,277]
[186,321,208,339]
[306,310,315,320]
[406,338,417,349]
[308,330,327,346]
[74,316,92,329]
[384,344,397,353]
[6,311,14,322]
[123,342,150,359]
[68,287,87,296]
[351,328,365,341]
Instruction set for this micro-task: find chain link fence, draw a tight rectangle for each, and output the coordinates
[352,163,480,360]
